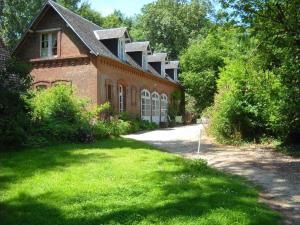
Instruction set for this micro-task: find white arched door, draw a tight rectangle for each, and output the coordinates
[161,94,168,122]
[141,89,151,121]
[151,92,160,124]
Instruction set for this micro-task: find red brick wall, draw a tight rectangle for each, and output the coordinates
[15,7,89,61]
[30,57,98,105]
[97,56,182,117]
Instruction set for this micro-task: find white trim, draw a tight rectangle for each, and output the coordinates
[40,32,57,58]
[36,28,61,33]
[160,94,168,122]
[141,89,151,121]
[151,92,160,124]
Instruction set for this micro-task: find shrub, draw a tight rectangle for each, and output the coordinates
[0,58,32,150]
[27,85,98,144]
[209,59,284,144]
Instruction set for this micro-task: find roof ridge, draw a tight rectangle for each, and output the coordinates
[48,0,102,30]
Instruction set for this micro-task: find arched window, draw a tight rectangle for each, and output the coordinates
[151,92,160,124]
[119,85,124,112]
[141,89,151,121]
[161,94,168,122]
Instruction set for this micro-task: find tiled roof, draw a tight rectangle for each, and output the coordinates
[165,60,179,69]
[94,28,127,40]
[125,41,150,52]
[147,53,167,62]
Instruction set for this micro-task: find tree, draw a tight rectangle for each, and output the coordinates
[180,26,244,113]
[102,10,133,29]
[77,1,103,26]
[0,57,32,149]
[131,0,211,59]
[0,0,46,49]
[220,0,300,143]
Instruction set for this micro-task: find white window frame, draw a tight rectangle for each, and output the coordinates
[119,85,124,112]
[151,92,160,124]
[118,37,126,61]
[161,94,168,122]
[141,89,151,121]
[40,32,57,58]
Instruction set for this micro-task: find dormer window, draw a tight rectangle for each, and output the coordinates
[118,38,126,61]
[40,32,57,58]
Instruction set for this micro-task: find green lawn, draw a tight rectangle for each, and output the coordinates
[0,138,280,225]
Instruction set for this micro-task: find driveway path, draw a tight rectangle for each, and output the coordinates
[125,124,300,225]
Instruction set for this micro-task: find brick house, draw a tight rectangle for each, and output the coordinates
[13,0,183,124]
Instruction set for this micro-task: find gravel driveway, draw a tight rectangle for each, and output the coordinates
[125,124,300,225]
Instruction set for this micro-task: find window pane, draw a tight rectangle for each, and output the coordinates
[52,33,57,56]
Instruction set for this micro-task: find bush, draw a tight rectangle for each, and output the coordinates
[208,59,284,144]
[0,58,32,150]
[27,85,98,145]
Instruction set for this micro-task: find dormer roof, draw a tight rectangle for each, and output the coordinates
[125,41,150,53]
[147,53,167,62]
[94,27,129,40]
[165,61,179,69]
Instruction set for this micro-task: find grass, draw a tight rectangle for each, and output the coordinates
[0,138,281,225]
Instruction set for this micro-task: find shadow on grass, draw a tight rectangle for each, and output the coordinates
[0,139,281,225]
[0,139,156,190]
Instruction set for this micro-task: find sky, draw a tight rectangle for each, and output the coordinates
[90,0,155,17]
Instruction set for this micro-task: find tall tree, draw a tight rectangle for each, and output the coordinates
[180,26,244,112]
[102,10,133,29]
[0,0,46,49]
[220,0,300,143]
[131,0,211,59]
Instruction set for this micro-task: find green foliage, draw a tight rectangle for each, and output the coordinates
[93,118,158,139]
[77,2,103,26]
[102,10,133,29]
[168,90,182,124]
[27,85,99,144]
[0,58,32,149]
[209,58,284,144]
[219,0,300,144]
[180,26,246,113]
[131,0,211,58]
[1,0,45,49]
